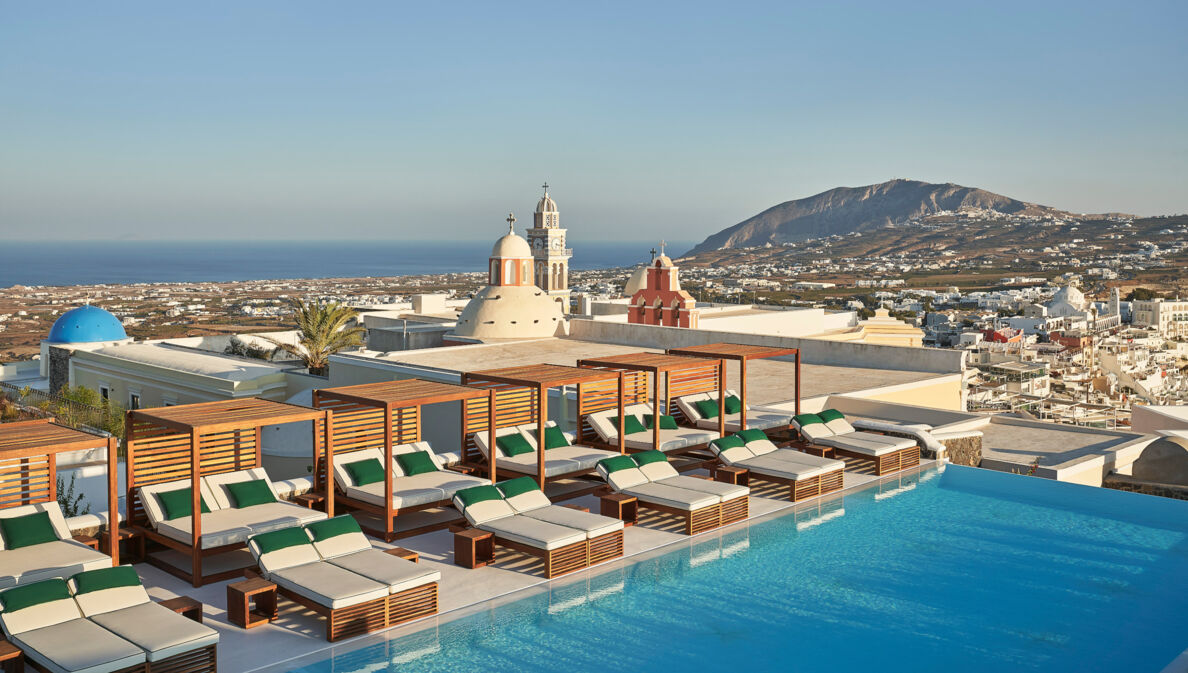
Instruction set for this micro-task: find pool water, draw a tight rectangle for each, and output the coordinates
[280,466,1188,673]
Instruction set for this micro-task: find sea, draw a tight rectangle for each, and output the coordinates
[0,240,695,288]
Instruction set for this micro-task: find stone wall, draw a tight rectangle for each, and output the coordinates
[48,345,73,393]
[1103,473,1188,501]
[941,434,982,467]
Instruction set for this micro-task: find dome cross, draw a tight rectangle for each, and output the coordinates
[506,212,517,234]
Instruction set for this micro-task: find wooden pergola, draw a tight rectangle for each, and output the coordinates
[577,352,727,447]
[0,419,118,563]
[126,398,327,586]
[667,343,801,427]
[461,364,627,488]
[312,379,494,540]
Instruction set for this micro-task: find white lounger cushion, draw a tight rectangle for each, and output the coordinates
[620,483,718,511]
[519,506,624,539]
[346,471,490,509]
[798,422,836,443]
[203,468,280,510]
[503,488,553,514]
[72,584,151,618]
[90,602,219,662]
[0,594,81,636]
[270,562,389,609]
[478,516,587,550]
[604,465,649,491]
[474,427,535,459]
[0,502,73,549]
[824,417,856,435]
[137,479,221,530]
[587,404,653,443]
[0,540,111,589]
[656,476,748,502]
[332,448,386,489]
[741,454,844,480]
[624,429,692,452]
[324,549,441,594]
[13,619,145,673]
[157,511,256,549]
[816,433,914,456]
[311,530,372,559]
[494,452,582,477]
[695,412,789,432]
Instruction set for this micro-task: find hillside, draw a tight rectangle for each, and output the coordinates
[685,179,1094,255]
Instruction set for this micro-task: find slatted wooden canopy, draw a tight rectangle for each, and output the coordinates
[0,419,118,564]
[577,352,727,446]
[126,398,328,586]
[667,343,802,424]
[462,365,627,487]
[313,379,495,535]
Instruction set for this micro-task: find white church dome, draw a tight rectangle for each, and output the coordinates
[454,284,562,339]
[536,193,557,213]
[491,231,532,258]
[624,265,648,297]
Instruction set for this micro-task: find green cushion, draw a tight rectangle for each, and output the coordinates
[711,435,746,452]
[345,458,385,486]
[724,395,742,415]
[226,479,277,508]
[644,414,679,430]
[0,511,59,549]
[0,579,70,613]
[632,450,668,466]
[737,428,768,444]
[455,484,503,509]
[610,415,647,435]
[817,409,845,423]
[496,433,534,457]
[793,413,823,427]
[396,451,439,476]
[253,527,311,556]
[533,426,570,450]
[497,476,541,499]
[73,566,141,595]
[306,515,363,541]
[694,399,720,419]
[598,455,637,474]
[157,487,211,520]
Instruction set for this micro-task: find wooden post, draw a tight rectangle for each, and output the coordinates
[384,403,394,541]
[487,389,497,484]
[323,411,335,518]
[575,382,584,445]
[794,350,801,416]
[652,370,661,450]
[536,384,547,489]
[460,394,470,467]
[254,426,262,469]
[107,435,119,566]
[617,372,625,455]
[739,356,748,431]
[717,361,726,438]
[190,429,202,587]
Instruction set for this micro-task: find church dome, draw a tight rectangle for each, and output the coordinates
[1049,285,1086,310]
[536,193,557,213]
[492,231,532,258]
[454,284,563,339]
[624,265,648,296]
[47,305,127,344]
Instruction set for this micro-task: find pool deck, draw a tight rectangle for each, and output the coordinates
[132,460,936,673]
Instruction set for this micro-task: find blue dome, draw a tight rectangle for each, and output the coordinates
[47,305,128,344]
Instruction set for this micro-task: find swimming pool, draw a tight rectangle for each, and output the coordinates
[270,466,1188,672]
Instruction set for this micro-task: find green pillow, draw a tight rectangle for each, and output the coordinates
[737,428,768,444]
[345,458,385,486]
[694,399,720,419]
[497,476,541,499]
[610,415,646,435]
[724,395,742,415]
[711,435,746,452]
[455,484,503,509]
[226,479,276,508]
[0,578,70,613]
[793,413,823,428]
[533,426,570,450]
[644,414,679,430]
[817,409,845,423]
[598,455,637,474]
[252,527,311,555]
[157,487,211,520]
[73,566,141,595]
[396,451,438,476]
[496,433,534,457]
[0,511,59,549]
[632,450,667,466]
[306,515,362,541]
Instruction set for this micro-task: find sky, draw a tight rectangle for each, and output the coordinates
[1,1,1185,243]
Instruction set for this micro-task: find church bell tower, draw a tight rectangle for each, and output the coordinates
[525,182,573,309]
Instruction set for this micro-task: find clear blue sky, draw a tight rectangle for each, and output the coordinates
[2,1,1185,243]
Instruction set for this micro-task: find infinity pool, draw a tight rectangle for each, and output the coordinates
[274,466,1188,672]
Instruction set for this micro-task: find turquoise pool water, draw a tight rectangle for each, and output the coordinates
[278,466,1188,672]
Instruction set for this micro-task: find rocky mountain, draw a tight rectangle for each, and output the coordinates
[685,179,1075,255]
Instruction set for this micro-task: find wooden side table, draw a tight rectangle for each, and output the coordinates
[104,527,145,561]
[293,492,326,510]
[227,578,278,629]
[561,504,590,513]
[0,639,22,673]
[72,534,99,550]
[157,596,204,623]
[599,493,637,526]
[446,464,478,475]
[384,547,419,563]
[453,529,494,569]
[714,466,749,487]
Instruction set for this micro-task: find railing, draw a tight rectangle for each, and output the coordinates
[0,382,120,438]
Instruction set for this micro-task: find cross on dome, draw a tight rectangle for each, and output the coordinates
[506,212,517,233]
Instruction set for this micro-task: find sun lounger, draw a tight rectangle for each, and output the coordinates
[596,452,747,534]
[792,410,920,475]
[674,389,792,433]
[0,502,111,589]
[248,521,439,641]
[497,477,625,565]
[587,403,717,454]
[473,421,622,479]
[710,429,846,501]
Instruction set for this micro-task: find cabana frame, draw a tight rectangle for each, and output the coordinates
[667,342,801,430]
[461,364,627,488]
[125,399,327,586]
[0,419,118,563]
[312,379,495,541]
[577,352,727,450]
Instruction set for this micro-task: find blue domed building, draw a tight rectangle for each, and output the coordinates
[47,305,128,344]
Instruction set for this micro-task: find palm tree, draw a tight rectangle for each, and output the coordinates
[263,299,365,376]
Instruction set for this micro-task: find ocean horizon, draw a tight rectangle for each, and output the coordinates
[0,240,695,288]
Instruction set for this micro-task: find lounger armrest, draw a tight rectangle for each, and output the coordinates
[445,464,479,475]
[561,504,590,513]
